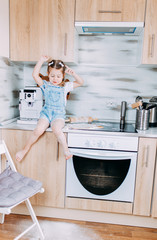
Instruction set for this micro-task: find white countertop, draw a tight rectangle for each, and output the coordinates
[1,119,157,138]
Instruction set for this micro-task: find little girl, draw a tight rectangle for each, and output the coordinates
[16,55,84,161]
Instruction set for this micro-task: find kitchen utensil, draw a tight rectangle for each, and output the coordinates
[149,107,157,127]
[120,101,127,130]
[149,97,157,127]
[150,96,157,102]
[135,96,143,109]
[67,123,104,130]
[145,103,157,110]
[131,101,143,109]
[142,102,148,109]
[135,109,150,130]
[135,96,142,102]
[65,116,98,123]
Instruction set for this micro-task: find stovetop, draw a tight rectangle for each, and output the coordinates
[94,121,137,133]
[67,121,137,133]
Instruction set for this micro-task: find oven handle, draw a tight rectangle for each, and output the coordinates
[71,152,134,160]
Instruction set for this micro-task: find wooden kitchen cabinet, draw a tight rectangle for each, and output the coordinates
[2,129,66,208]
[10,0,75,62]
[75,0,146,22]
[152,158,157,217]
[133,137,157,216]
[141,0,157,64]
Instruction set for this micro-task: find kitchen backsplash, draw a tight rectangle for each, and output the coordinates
[0,35,157,123]
[23,35,157,123]
[0,56,24,123]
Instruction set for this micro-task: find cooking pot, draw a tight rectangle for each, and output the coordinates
[149,97,157,127]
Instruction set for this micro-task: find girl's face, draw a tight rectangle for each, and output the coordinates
[48,68,64,86]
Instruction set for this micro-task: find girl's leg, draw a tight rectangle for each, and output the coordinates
[16,118,49,162]
[51,119,73,160]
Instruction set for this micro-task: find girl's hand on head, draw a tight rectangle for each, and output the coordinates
[65,65,76,76]
[40,55,50,63]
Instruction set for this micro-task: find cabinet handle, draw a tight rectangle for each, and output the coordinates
[64,33,67,56]
[143,145,149,167]
[57,142,59,161]
[98,10,121,13]
[150,34,155,58]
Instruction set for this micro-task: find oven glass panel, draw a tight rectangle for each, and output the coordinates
[73,155,131,195]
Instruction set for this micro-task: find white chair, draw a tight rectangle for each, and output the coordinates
[0,140,45,240]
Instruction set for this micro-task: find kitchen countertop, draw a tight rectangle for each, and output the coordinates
[1,119,157,138]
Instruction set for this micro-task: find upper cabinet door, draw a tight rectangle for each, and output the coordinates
[141,0,157,64]
[10,0,75,62]
[75,0,146,22]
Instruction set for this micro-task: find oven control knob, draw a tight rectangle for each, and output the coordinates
[97,141,103,148]
[91,140,97,147]
[102,140,107,148]
[109,142,117,150]
[109,142,116,149]
[85,140,90,147]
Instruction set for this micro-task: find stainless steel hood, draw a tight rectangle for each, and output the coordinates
[75,22,144,36]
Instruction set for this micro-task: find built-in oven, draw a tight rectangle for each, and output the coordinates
[66,133,138,202]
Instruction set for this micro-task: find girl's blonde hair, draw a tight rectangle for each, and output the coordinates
[47,60,67,87]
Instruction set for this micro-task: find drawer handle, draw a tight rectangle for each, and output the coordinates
[64,33,67,56]
[98,10,121,13]
[150,34,155,58]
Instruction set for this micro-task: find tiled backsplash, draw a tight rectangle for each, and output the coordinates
[23,35,157,123]
[0,56,24,123]
[23,65,157,123]
[0,35,157,123]
[65,64,157,122]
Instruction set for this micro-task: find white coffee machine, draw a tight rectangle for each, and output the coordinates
[17,87,43,124]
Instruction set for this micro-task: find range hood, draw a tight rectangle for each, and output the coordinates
[75,22,144,36]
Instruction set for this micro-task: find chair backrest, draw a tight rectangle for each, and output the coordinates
[0,140,17,172]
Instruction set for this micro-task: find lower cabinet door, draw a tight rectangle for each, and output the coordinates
[151,154,157,218]
[133,138,157,216]
[2,129,66,208]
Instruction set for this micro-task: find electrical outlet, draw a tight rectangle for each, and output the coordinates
[106,101,118,108]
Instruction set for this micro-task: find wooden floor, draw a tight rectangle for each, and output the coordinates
[0,214,157,240]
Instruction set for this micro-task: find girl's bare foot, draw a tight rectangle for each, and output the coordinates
[16,149,27,162]
[65,151,73,160]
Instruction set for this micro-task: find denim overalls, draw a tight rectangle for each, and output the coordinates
[40,81,65,123]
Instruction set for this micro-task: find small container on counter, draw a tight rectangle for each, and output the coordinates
[149,96,157,127]
[135,109,150,131]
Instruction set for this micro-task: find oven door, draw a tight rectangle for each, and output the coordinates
[66,148,137,202]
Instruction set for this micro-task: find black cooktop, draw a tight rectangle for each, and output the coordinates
[92,121,137,133]
[68,121,137,133]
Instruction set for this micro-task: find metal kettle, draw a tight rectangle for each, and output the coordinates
[149,97,157,127]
